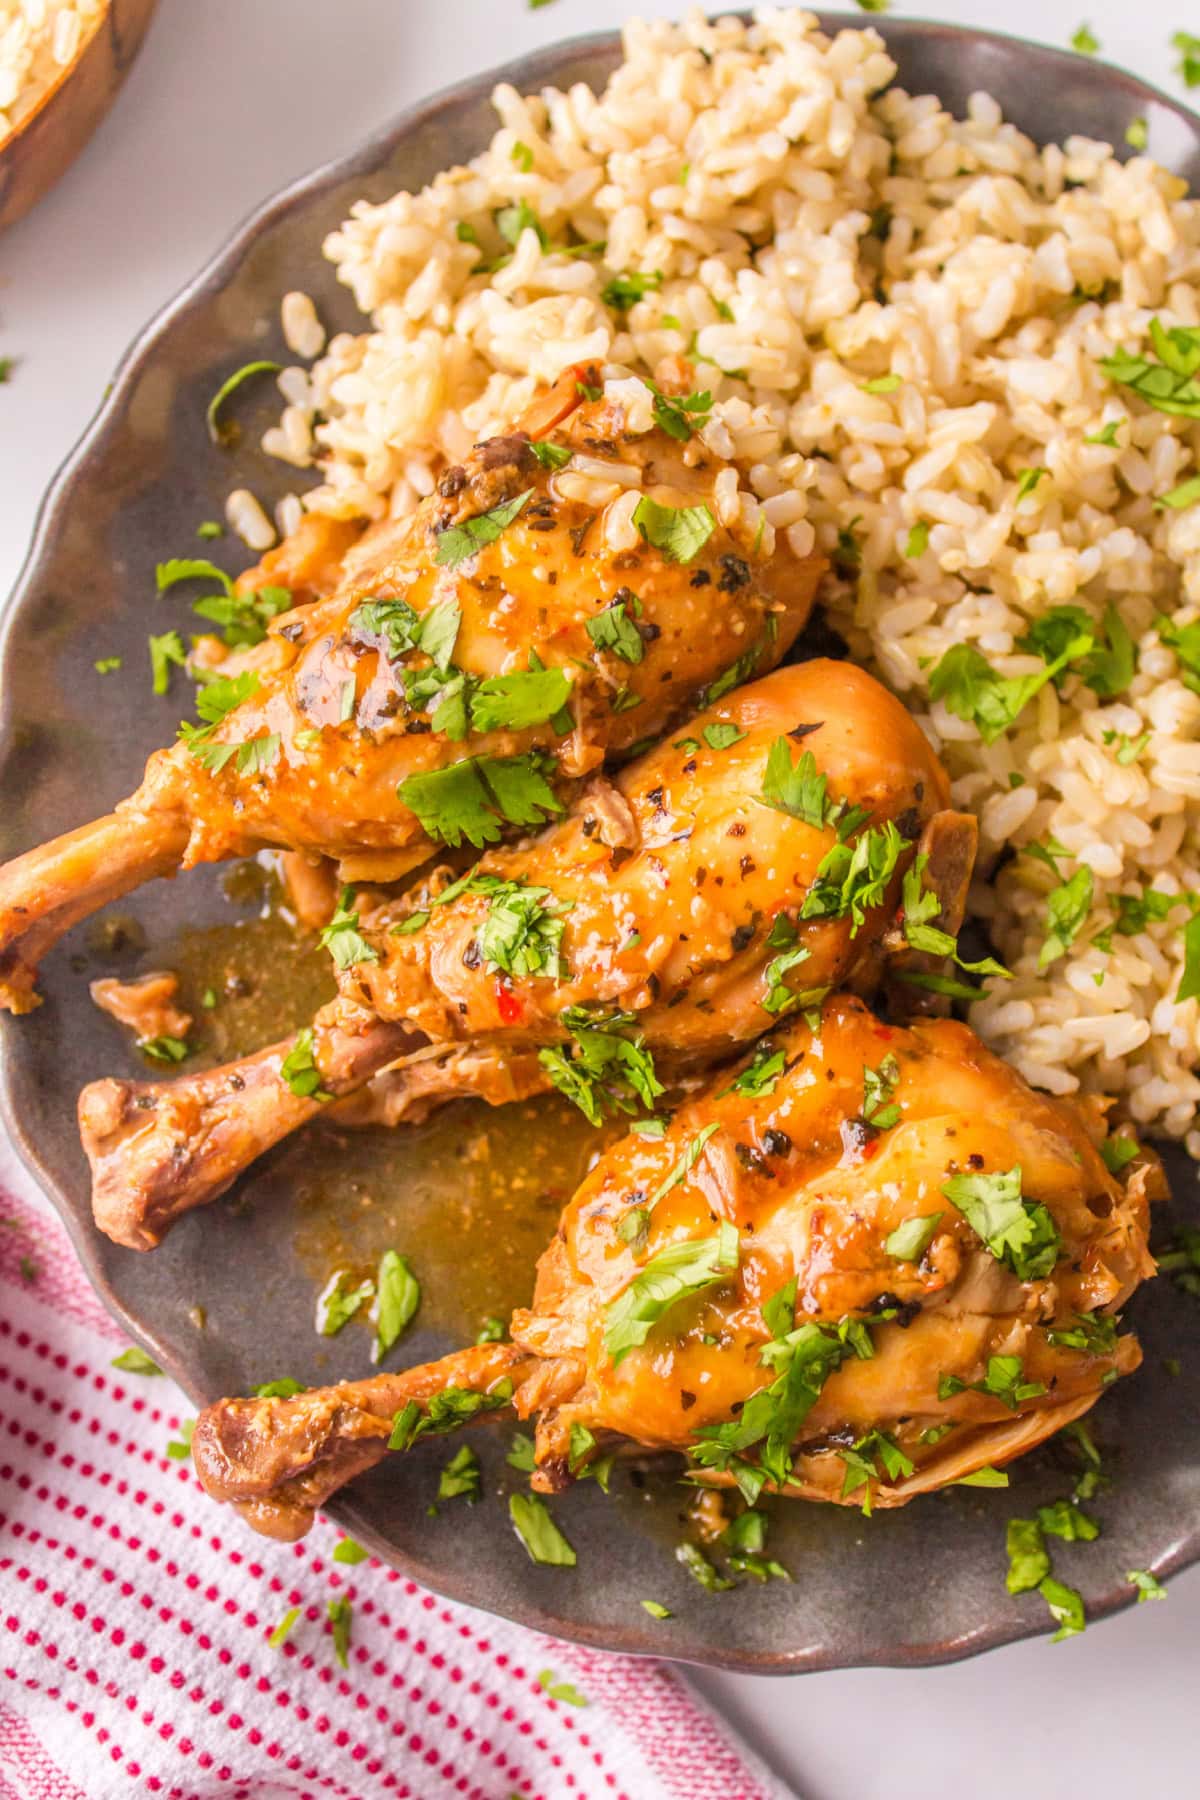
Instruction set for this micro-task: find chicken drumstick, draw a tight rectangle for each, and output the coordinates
[191,994,1156,1541]
[80,660,978,1248]
[0,366,823,1012]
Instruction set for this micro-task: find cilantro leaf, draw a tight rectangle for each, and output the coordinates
[676,1542,735,1592]
[885,1213,942,1261]
[460,667,572,734]
[645,382,714,442]
[760,738,829,827]
[138,1035,189,1064]
[318,886,379,970]
[332,1537,368,1564]
[1127,1568,1167,1602]
[373,1249,420,1361]
[1100,1134,1139,1175]
[280,1026,332,1101]
[632,495,716,564]
[1156,474,1200,511]
[800,820,911,934]
[435,489,534,567]
[539,1007,663,1125]
[1046,1311,1118,1355]
[509,1493,577,1566]
[206,360,281,445]
[111,1346,163,1376]
[703,721,745,750]
[1039,866,1094,969]
[1101,320,1200,419]
[317,1271,374,1336]
[529,438,571,471]
[904,520,930,558]
[938,1353,1048,1411]
[1039,1575,1086,1641]
[388,1380,513,1450]
[397,752,562,848]
[604,1222,739,1366]
[149,630,187,695]
[928,640,1087,742]
[600,270,663,311]
[942,1164,1061,1281]
[721,1042,786,1099]
[327,1596,352,1668]
[437,1444,481,1502]
[861,1054,901,1130]
[1006,1518,1051,1594]
[471,877,567,979]
[267,1606,301,1649]
[586,600,644,664]
[645,1124,720,1210]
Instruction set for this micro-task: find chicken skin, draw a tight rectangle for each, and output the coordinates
[79,661,978,1249]
[0,367,824,1013]
[191,995,1156,1542]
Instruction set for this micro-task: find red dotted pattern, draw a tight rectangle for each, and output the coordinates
[0,1174,780,1800]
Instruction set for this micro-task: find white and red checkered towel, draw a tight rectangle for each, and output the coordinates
[0,1138,790,1800]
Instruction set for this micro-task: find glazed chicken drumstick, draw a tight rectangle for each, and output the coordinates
[80,660,978,1248]
[0,365,824,1013]
[191,994,1157,1542]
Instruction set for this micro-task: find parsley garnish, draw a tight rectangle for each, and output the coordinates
[938,1354,1047,1412]
[350,596,461,670]
[861,373,901,394]
[904,520,929,559]
[111,1346,163,1376]
[1156,1228,1200,1297]
[1040,1576,1086,1641]
[839,1430,914,1514]
[1017,603,1134,697]
[641,1599,672,1619]
[1039,866,1094,969]
[465,875,568,979]
[800,820,911,935]
[267,1606,301,1649]
[899,855,1010,984]
[645,1124,720,1210]
[138,1035,189,1064]
[397,752,562,848]
[206,360,281,445]
[601,270,663,311]
[645,382,714,442]
[332,1537,368,1564]
[884,1213,942,1261]
[942,1165,1061,1281]
[1127,1568,1167,1602]
[1173,31,1200,88]
[1157,613,1200,693]
[1046,1311,1119,1355]
[760,738,830,828]
[1085,418,1122,445]
[586,600,644,664]
[529,438,571,471]
[252,1378,304,1398]
[537,1668,588,1705]
[676,1542,735,1592]
[1101,318,1200,419]
[703,721,745,750]
[438,1444,482,1502]
[280,1027,332,1101]
[539,1006,663,1125]
[389,1380,513,1450]
[165,1418,195,1460]
[1156,474,1200,511]
[1100,1134,1139,1175]
[1006,1518,1051,1594]
[433,667,572,739]
[928,640,1088,742]
[435,489,534,567]
[148,630,186,695]
[94,656,122,674]
[318,886,379,970]
[1070,22,1099,54]
[327,1596,352,1668]
[761,944,822,1017]
[632,495,716,564]
[861,1055,901,1130]
[721,1042,786,1099]
[317,1270,374,1336]
[509,1494,577,1566]
[373,1249,420,1360]
[604,1222,739,1366]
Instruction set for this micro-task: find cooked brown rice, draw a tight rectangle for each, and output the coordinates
[262,8,1200,1154]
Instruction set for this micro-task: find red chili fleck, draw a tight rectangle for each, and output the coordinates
[496,982,522,1024]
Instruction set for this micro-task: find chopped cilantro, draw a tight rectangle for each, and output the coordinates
[1039,1575,1086,1641]
[860,373,901,394]
[1085,418,1122,445]
[138,1035,189,1064]
[1015,466,1048,501]
[464,875,568,979]
[529,438,571,471]
[509,1493,577,1566]
[327,1596,352,1668]
[511,140,534,172]
[938,1354,1048,1412]
[1006,1518,1051,1594]
[703,721,745,750]
[506,1432,537,1472]
[94,656,122,674]
[760,738,830,828]
[952,1465,1009,1488]
[206,360,281,446]
[884,1213,942,1262]
[539,1006,663,1125]
[646,383,714,442]
[645,1124,720,1210]
[1039,866,1094,969]
[1046,1311,1119,1355]
[604,1222,738,1366]
[280,1026,332,1101]
[435,489,533,567]
[942,1165,1061,1281]
[332,1537,368,1564]
[318,886,379,970]
[398,752,562,849]
[928,640,1086,742]
[111,1346,163,1376]
[148,630,187,696]
[800,820,910,935]
[861,1054,901,1130]
[1173,31,1200,88]
[252,1378,304,1398]
[196,520,223,539]
[537,1668,588,1705]
[1100,1134,1139,1175]
[676,1542,735,1592]
[267,1606,301,1649]
[586,600,644,664]
[1070,22,1099,54]
[1156,474,1200,511]
[165,1418,194,1460]
[317,1270,374,1337]
[601,270,664,311]
[641,1599,672,1619]
[904,520,930,559]
[632,495,716,564]
[389,1380,513,1451]
[1127,1568,1167,1602]
[373,1249,420,1360]
[438,1444,482,1502]
[840,1430,914,1514]
[1101,319,1200,419]
[721,1042,786,1099]
[1156,1228,1200,1296]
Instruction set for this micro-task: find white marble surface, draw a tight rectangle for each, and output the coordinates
[1,4,1197,1796]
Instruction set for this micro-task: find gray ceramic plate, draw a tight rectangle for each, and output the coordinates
[2,17,1199,1674]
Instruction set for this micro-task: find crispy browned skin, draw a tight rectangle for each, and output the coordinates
[191,995,1155,1540]
[80,661,975,1247]
[0,366,823,1012]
